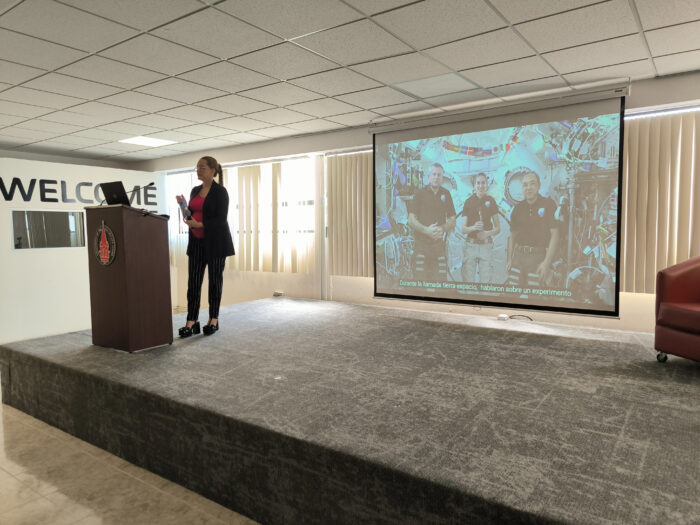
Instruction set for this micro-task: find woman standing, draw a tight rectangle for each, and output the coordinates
[176,156,235,337]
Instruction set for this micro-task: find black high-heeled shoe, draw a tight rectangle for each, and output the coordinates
[203,321,219,335]
[178,322,200,338]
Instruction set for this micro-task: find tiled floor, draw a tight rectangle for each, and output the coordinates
[0,399,257,524]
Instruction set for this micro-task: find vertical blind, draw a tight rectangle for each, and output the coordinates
[622,112,700,293]
[326,152,373,277]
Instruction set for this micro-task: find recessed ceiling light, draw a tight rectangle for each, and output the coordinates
[119,136,177,147]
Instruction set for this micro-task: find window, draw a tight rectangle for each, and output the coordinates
[12,210,85,249]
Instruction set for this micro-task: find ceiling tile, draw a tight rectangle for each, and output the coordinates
[100,35,218,76]
[654,49,700,76]
[158,105,230,123]
[287,119,344,133]
[395,73,476,98]
[0,100,53,118]
[232,43,337,81]
[489,0,600,24]
[326,110,381,126]
[424,29,533,71]
[152,8,280,60]
[351,53,450,84]
[69,101,145,120]
[58,56,166,89]
[294,19,412,65]
[216,132,267,143]
[72,129,128,141]
[0,127,61,141]
[27,139,81,151]
[23,73,122,99]
[218,0,361,39]
[209,116,269,132]
[179,62,276,92]
[0,114,26,127]
[0,136,31,147]
[461,56,557,88]
[646,20,700,57]
[371,101,436,117]
[374,0,505,49]
[424,89,495,108]
[516,0,638,53]
[196,94,274,115]
[98,122,163,136]
[287,98,360,117]
[126,114,195,129]
[563,59,655,85]
[74,145,125,157]
[60,0,204,31]
[0,0,138,52]
[0,59,45,84]
[14,119,83,134]
[99,92,181,112]
[238,83,322,105]
[543,34,648,75]
[136,78,227,104]
[336,86,416,109]
[635,0,700,31]
[40,111,115,127]
[289,68,381,96]
[245,108,313,125]
[342,0,414,16]
[0,28,86,70]
[145,130,205,143]
[488,77,569,97]
[174,137,233,149]
[0,87,84,110]
[42,134,106,147]
[252,126,298,138]
[173,123,231,137]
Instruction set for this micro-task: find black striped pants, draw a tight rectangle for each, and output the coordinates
[187,238,227,322]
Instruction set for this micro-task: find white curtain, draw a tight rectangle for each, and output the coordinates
[326,152,373,277]
[622,112,700,293]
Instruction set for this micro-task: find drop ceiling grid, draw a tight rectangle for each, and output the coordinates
[0,0,698,161]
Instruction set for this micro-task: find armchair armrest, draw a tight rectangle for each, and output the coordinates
[656,255,700,319]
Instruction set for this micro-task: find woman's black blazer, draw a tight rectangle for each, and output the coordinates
[187,181,235,259]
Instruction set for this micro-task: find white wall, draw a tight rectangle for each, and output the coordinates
[329,276,655,332]
[0,157,166,344]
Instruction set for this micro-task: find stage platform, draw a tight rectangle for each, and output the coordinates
[0,298,698,524]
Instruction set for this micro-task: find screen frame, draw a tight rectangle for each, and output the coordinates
[372,96,625,318]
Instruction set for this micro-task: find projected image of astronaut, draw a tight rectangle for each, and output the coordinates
[407,163,456,283]
[461,172,500,282]
[507,170,560,287]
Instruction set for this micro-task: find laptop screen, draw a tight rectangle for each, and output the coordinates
[100,181,130,206]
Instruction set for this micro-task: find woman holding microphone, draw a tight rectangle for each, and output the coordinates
[176,156,235,337]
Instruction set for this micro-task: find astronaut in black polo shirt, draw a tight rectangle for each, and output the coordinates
[408,163,456,282]
[507,170,559,287]
[461,172,500,282]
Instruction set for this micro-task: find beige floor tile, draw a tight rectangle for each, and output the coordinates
[0,468,44,515]
[0,402,258,525]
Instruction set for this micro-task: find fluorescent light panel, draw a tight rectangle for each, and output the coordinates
[119,136,177,147]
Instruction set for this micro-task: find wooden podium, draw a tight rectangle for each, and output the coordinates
[86,205,173,352]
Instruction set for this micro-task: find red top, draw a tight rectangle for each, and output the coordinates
[189,194,205,239]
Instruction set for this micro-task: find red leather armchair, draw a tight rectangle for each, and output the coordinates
[655,256,700,363]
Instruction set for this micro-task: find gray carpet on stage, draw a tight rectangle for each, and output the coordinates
[0,297,698,524]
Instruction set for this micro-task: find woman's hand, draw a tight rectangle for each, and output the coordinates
[184,218,200,228]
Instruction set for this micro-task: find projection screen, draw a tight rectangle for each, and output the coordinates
[374,97,624,316]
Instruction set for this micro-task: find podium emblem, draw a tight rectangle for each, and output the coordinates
[94,220,116,266]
